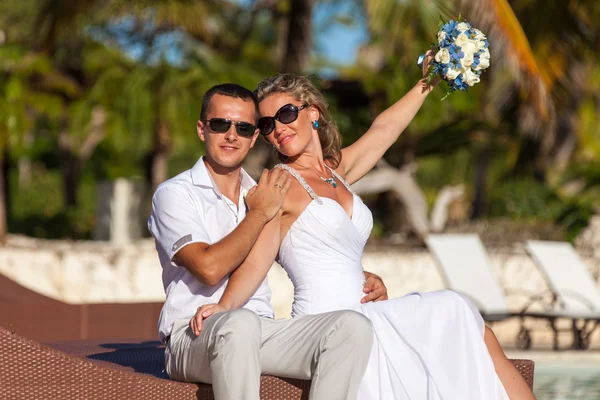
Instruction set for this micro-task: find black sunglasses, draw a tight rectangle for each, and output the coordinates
[257,103,308,136]
[202,118,257,138]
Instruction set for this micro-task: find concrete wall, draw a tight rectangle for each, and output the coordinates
[2,229,599,348]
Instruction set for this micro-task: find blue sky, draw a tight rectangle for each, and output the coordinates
[313,2,368,66]
[234,0,369,68]
[108,2,369,73]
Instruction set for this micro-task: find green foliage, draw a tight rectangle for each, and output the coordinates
[488,178,564,221]
[487,178,593,241]
[8,168,96,238]
[0,0,599,242]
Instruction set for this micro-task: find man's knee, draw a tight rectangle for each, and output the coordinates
[333,310,373,347]
[213,308,261,342]
[216,308,261,334]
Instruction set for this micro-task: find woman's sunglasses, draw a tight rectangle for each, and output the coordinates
[202,118,257,138]
[257,103,307,136]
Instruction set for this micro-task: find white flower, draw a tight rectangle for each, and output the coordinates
[476,57,490,70]
[472,29,487,41]
[474,48,491,70]
[446,68,461,80]
[460,52,474,68]
[435,48,451,64]
[457,22,471,33]
[475,39,486,50]
[437,31,447,43]
[461,40,478,56]
[454,33,469,47]
[463,69,481,86]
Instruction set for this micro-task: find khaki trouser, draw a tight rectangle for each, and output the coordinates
[165,308,373,400]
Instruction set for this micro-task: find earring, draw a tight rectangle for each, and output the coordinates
[312,120,320,129]
[273,144,277,149]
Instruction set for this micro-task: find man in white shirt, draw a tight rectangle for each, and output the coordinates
[149,84,384,400]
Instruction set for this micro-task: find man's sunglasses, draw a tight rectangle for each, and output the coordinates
[257,103,308,136]
[202,118,257,138]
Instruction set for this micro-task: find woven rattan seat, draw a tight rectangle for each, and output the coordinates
[1,327,534,399]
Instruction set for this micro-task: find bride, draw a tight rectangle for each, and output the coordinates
[194,62,536,399]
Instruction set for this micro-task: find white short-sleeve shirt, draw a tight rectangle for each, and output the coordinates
[148,157,273,342]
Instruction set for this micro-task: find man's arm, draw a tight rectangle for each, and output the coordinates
[189,213,281,336]
[174,209,270,285]
[219,213,281,309]
[175,169,290,285]
[150,168,290,286]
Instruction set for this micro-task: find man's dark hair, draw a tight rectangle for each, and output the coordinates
[200,83,259,122]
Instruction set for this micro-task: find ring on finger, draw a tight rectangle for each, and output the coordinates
[274,183,283,189]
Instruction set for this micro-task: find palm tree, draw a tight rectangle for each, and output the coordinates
[282,0,316,72]
[330,0,600,235]
[0,45,68,239]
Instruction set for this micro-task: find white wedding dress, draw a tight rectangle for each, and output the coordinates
[276,164,509,400]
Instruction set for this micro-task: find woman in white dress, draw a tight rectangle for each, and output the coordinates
[252,69,536,398]
[194,59,536,398]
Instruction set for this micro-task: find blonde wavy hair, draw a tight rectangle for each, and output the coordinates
[254,73,343,168]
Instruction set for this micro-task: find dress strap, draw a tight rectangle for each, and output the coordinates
[275,164,323,204]
[326,166,357,196]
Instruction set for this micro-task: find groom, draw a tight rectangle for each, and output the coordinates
[148,83,388,400]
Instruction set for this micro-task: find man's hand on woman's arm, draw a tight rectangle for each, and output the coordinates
[175,169,290,286]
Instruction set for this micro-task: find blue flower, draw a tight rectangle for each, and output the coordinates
[442,20,460,38]
[442,20,458,34]
[449,45,464,61]
[439,38,452,48]
[434,62,448,76]
[453,75,468,91]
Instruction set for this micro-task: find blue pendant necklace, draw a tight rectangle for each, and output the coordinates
[318,172,337,188]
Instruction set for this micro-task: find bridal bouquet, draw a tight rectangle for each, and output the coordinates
[419,18,490,99]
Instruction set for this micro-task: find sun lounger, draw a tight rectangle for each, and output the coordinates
[0,273,162,342]
[526,240,600,349]
[0,326,535,398]
[426,234,567,349]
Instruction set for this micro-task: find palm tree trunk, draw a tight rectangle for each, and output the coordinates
[61,151,81,208]
[149,121,172,192]
[471,133,490,218]
[282,0,316,73]
[547,62,587,173]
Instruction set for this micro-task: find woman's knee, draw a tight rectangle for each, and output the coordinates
[436,290,478,311]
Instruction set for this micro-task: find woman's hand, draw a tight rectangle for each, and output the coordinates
[189,303,230,336]
[421,49,440,91]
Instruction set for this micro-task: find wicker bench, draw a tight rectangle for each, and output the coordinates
[1,327,535,399]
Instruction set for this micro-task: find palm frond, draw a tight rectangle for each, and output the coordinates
[451,0,555,136]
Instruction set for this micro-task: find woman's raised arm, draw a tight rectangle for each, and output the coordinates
[340,53,437,184]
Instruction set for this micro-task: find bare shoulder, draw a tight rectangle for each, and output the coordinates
[281,175,311,215]
[277,168,314,239]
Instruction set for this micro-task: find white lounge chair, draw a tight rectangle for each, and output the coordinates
[526,240,600,349]
[426,234,562,349]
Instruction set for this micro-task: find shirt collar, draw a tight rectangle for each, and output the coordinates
[191,156,256,196]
